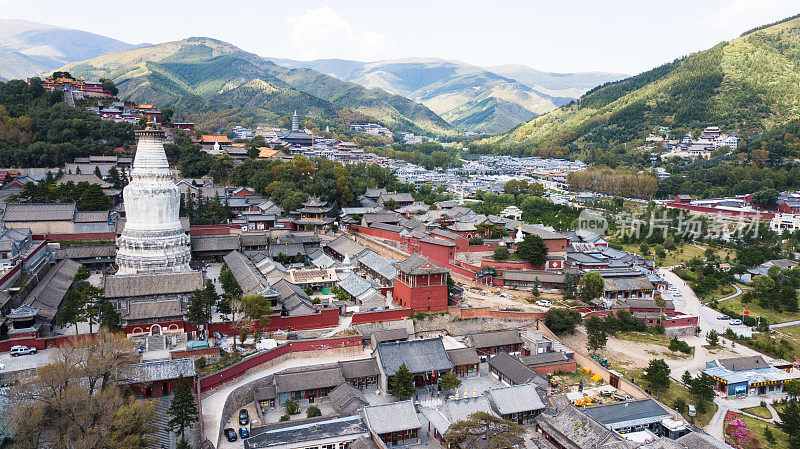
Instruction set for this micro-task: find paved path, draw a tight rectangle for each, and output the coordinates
[716,283,742,302]
[201,349,370,447]
[770,319,800,329]
[320,315,352,338]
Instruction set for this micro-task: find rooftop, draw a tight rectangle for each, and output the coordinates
[363,400,421,435]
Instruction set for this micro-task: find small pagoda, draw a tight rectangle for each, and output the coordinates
[293,196,334,231]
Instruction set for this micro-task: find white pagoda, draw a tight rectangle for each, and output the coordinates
[115,126,192,275]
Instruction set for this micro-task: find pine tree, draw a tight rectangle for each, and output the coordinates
[167,375,198,440]
[390,363,415,400]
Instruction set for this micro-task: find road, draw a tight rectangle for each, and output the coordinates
[659,269,752,338]
[0,348,53,373]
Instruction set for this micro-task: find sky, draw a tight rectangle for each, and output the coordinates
[0,0,798,75]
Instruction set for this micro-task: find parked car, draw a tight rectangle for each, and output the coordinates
[239,427,250,439]
[688,404,696,417]
[239,409,249,426]
[224,428,237,442]
[0,363,5,370]
[730,319,743,325]
[717,315,730,320]
[535,300,552,307]
[10,345,36,357]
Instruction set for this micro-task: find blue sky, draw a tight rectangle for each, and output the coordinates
[1,0,798,74]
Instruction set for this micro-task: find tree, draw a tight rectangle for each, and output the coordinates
[99,78,118,96]
[187,289,213,330]
[390,363,415,400]
[56,288,85,335]
[585,316,607,352]
[445,412,525,449]
[99,299,121,333]
[438,372,462,393]
[284,398,300,415]
[643,359,670,392]
[544,308,582,334]
[383,199,399,210]
[306,406,322,418]
[688,374,715,403]
[706,329,719,347]
[75,264,90,281]
[493,247,510,260]
[515,234,548,267]
[579,272,604,302]
[777,401,800,447]
[167,374,198,440]
[469,236,484,246]
[764,426,776,445]
[673,397,687,414]
[9,332,156,449]
[241,294,273,327]
[784,379,800,400]
[587,326,607,353]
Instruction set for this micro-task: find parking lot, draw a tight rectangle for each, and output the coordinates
[0,347,52,373]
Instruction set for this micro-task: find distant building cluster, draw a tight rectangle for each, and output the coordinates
[659,126,739,160]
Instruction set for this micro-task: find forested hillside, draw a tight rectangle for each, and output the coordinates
[0,78,135,167]
[487,16,800,158]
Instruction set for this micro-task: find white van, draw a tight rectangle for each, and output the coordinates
[688,404,696,417]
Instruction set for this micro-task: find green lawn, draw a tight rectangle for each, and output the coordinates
[716,296,800,325]
[704,284,736,301]
[773,324,800,341]
[618,243,735,267]
[728,413,790,449]
[741,405,772,419]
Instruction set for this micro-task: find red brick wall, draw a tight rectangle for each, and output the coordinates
[393,277,448,312]
[45,232,116,241]
[482,259,539,271]
[457,306,546,320]
[198,336,362,392]
[416,240,456,264]
[542,238,569,253]
[171,346,221,359]
[667,202,774,220]
[351,308,411,324]
[351,225,407,242]
[208,308,340,334]
[530,360,577,376]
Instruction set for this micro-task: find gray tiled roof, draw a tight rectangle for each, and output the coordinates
[3,203,76,221]
[446,347,480,366]
[223,250,271,295]
[488,383,545,415]
[122,299,184,321]
[357,251,396,281]
[24,258,80,321]
[501,271,565,284]
[55,244,116,260]
[467,329,523,349]
[131,358,195,383]
[676,431,734,449]
[338,273,374,298]
[74,210,110,222]
[371,328,408,344]
[420,236,456,247]
[328,382,368,414]
[339,358,380,379]
[603,276,654,292]
[273,366,344,394]
[363,400,421,434]
[519,352,571,367]
[395,253,448,276]
[376,337,453,376]
[326,235,366,258]
[430,228,462,241]
[718,356,769,371]
[103,271,204,299]
[582,399,669,429]
[191,235,240,252]
[488,352,536,385]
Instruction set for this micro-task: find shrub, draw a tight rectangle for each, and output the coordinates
[673,398,687,413]
[306,406,321,418]
[668,337,692,354]
[196,356,207,369]
[280,414,290,422]
[469,237,484,246]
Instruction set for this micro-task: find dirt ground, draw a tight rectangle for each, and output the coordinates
[560,327,688,372]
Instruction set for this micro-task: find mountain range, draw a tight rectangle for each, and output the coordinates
[56,38,456,135]
[0,19,144,82]
[488,15,800,156]
[267,57,625,134]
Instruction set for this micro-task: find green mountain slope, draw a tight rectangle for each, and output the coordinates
[0,19,140,81]
[489,16,800,155]
[57,38,455,135]
[269,57,577,134]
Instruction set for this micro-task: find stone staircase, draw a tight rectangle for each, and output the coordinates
[147,335,166,352]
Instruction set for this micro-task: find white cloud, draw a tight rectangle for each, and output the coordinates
[703,0,799,34]
[285,6,390,61]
